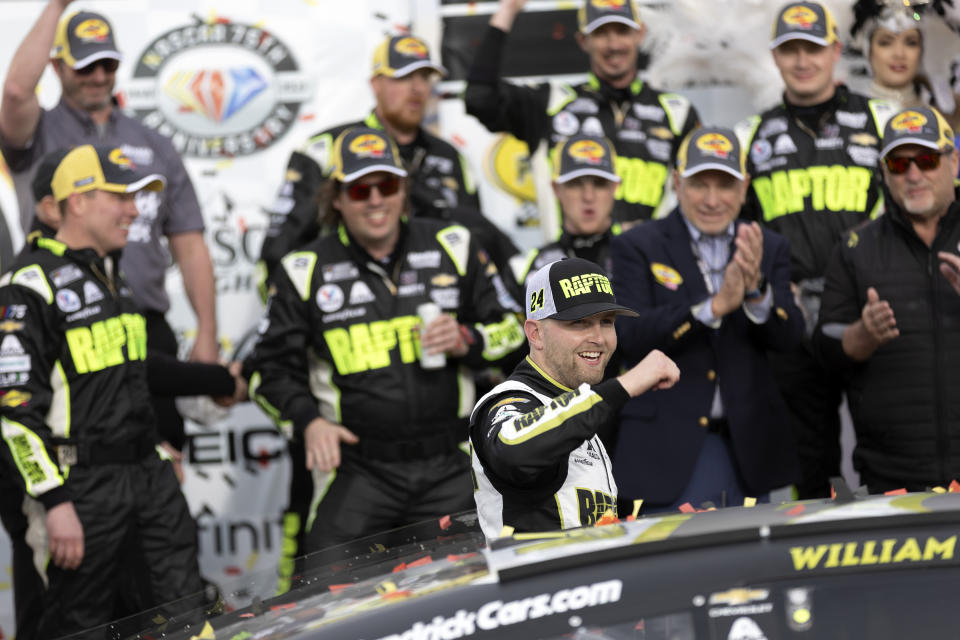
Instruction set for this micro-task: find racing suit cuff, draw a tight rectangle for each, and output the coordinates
[290,400,323,441]
[38,485,72,511]
[467,25,507,85]
[592,378,630,412]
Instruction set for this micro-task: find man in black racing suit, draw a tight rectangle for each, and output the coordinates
[249,127,526,557]
[0,145,202,639]
[466,0,699,227]
[470,258,679,540]
[734,0,896,498]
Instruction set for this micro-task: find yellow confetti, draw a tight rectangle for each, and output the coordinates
[632,499,644,519]
[189,620,216,640]
[499,525,515,537]
[744,497,757,507]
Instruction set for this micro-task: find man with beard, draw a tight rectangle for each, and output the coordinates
[260,33,518,285]
[250,127,526,558]
[470,257,679,540]
[816,106,960,492]
[466,0,699,228]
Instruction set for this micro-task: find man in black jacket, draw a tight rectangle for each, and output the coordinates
[249,127,525,555]
[734,0,896,498]
[816,106,960,492]
[0,145,202,639]
[466,0,699,227]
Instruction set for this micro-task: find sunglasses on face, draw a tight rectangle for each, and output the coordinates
[883,150,943,175]
[344,175,401,201]
[74,59,120,76]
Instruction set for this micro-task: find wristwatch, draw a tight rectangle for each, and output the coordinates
[745,275,767,300]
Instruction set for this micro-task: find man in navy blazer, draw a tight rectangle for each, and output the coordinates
[611,127,803,512]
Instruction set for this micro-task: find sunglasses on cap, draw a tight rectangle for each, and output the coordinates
[883,150,944,175]
[74,59,120,76]
[344,176,401,201]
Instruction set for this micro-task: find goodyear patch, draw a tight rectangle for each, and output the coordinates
[651,262,682,290]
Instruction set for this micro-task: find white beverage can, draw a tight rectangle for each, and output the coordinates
[417,302,447,369]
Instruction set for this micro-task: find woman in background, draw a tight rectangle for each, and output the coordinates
[851,0,960,135]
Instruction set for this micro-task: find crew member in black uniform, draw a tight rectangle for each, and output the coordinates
[470,258,679,541]
[466,0,699,227]
[260,33,517,282]
[249,127,526,556]
[0,145,202,639]
[735,0,896,498]
[510,134,621,287]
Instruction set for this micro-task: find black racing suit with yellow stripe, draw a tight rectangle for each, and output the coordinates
[735,86,897,498]
[259,111,517,283]
[506,229,624,451]
[0,237,201,639]
[470,357,627,541]
[249,218,526,559]
[465,25,699,226]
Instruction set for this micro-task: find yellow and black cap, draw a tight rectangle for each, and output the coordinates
[770,1,839,49]
[31,149,71,201]
[676,127,746,180]
[553,134,621,184]
[578,0,643,34]
[881,106,956,158]
[52,11,122,70]
[371,34,446,78]
[51,145,165,202]
[526,257,638,322]
[329,127,408,183]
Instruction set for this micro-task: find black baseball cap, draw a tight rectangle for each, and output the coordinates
[51,145,165,202]
[31,149,71,201]
[770,2,839,49]
[880,106,956,158]
[53,11,122,69]
[525,258,638,321]
[676,127,746,180]
[578,0,643,34]
[552,134,620,184]
[371,35,446,78]
[329,127,407,183]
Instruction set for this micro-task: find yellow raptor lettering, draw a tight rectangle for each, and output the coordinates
[752,165,872,221]
[65,313,148,374]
